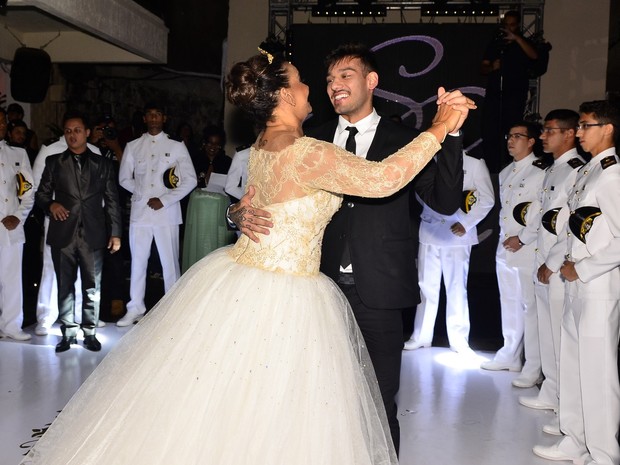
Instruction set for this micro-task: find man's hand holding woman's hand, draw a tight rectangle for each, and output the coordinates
[430,87,477,142]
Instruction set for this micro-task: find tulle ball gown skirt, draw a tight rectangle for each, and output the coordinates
[22,247,397,465]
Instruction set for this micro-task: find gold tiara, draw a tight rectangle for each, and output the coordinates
[258,47,274,64]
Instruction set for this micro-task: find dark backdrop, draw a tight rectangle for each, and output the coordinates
[292,23,503,346]
[293,23,496,153]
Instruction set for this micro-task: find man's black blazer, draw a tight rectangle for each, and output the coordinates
[36,148,122,250]
[307,117,463,309]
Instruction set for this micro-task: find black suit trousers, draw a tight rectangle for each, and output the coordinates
[51,227,104,337]
[339,282,404,454]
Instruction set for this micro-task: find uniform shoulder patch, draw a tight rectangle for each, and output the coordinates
[600,156,618,170]
[567,158,585,169]
[532,158,551,170]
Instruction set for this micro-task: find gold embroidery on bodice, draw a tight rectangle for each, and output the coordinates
[229,134,440,276]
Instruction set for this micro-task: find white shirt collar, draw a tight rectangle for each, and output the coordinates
[590,147,617,163]
[554,148,579,166]
[513,152,536,168]
[336,109,380,138]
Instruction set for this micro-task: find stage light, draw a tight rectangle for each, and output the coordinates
[421,3,498,16]
[312,0,387,17]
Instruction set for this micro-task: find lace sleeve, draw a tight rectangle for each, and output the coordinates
[295,132,441,198]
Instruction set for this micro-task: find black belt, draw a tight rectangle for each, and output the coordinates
[337,272,355,285]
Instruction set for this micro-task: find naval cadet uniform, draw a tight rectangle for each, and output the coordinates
[484,152,547,382]
[0,140,34,337]
[529,149,585,408]
[543,147,620,465]
[410,154,494,350]
[119,131,197,318]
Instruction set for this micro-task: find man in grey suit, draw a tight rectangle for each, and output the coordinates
[36,112,122,352]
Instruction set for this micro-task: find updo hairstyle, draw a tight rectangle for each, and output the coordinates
[226,54,289,130]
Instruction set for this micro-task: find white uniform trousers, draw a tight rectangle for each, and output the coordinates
[558,295,620,465]
[413,243,471,349]
[533,272,564,407]
[36,217,82,326]
[0,243,24,333]
[127,224,180,314]
[494,257,542,379]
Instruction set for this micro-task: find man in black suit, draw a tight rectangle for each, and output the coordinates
[36,112,122,353]
[231,43,464,452]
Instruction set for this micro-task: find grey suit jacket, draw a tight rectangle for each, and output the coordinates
[36,148,122,249]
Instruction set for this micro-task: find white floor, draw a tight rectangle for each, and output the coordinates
[2,325,563,465]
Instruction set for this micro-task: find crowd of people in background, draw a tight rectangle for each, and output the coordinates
[0,102,235,350]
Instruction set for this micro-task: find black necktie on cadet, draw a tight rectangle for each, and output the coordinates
[341,126,358,269]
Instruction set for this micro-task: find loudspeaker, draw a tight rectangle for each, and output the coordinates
[10,47,51,103]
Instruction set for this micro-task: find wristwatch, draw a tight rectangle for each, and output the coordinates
[225,204,238,230]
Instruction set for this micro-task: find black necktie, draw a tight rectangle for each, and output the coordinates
[341,126,358,270]
[345,126,358,155]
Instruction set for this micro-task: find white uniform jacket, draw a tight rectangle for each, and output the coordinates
[498,152,548,267]
[0,141,35,245]
[547,148,620,299]
[119,132,197,226]
[418,153,494,247]
[224,147,250,201]
[534,148,585,268]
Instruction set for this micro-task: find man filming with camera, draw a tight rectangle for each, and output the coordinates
[480,10,541,172]
[89,115,128,321]
[89,115,124,164]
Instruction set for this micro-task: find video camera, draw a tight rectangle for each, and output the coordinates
[103,125,118,140]
[101,114,118,140]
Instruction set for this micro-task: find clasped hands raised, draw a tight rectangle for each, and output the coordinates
[430,87,477,142]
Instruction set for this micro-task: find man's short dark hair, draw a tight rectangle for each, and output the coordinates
[62,111,89,128]
[143,101,166,114]
[7,103,24,115]
[511,120,542,140]
[579,100,620,130]
[202,125,226,145]
[324,42,379,76]
[545,109,579,130]
[503,10,521,23]
[7,119,27,132]
[93,114,116,127]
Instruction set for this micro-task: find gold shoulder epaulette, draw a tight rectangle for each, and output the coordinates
[567,158,585,169]
[600,156,618,170]
[532,158,550,170]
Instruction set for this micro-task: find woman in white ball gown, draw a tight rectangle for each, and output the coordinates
[22,51,474,465]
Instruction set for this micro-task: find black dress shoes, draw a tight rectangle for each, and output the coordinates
[55,336,77,353]
[83,335,102,352]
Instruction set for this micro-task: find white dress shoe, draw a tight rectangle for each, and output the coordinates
[542,419,562,436]
[512,375,543,388]
[532,444,574,461]
[97,320,106,328]
[403,339,431,350]
[2,329,32,341]
[480,360,522,372]
[519,395,557,410]
[34,323,50,336]
[116,312,143,327]
[451,345,476,356]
